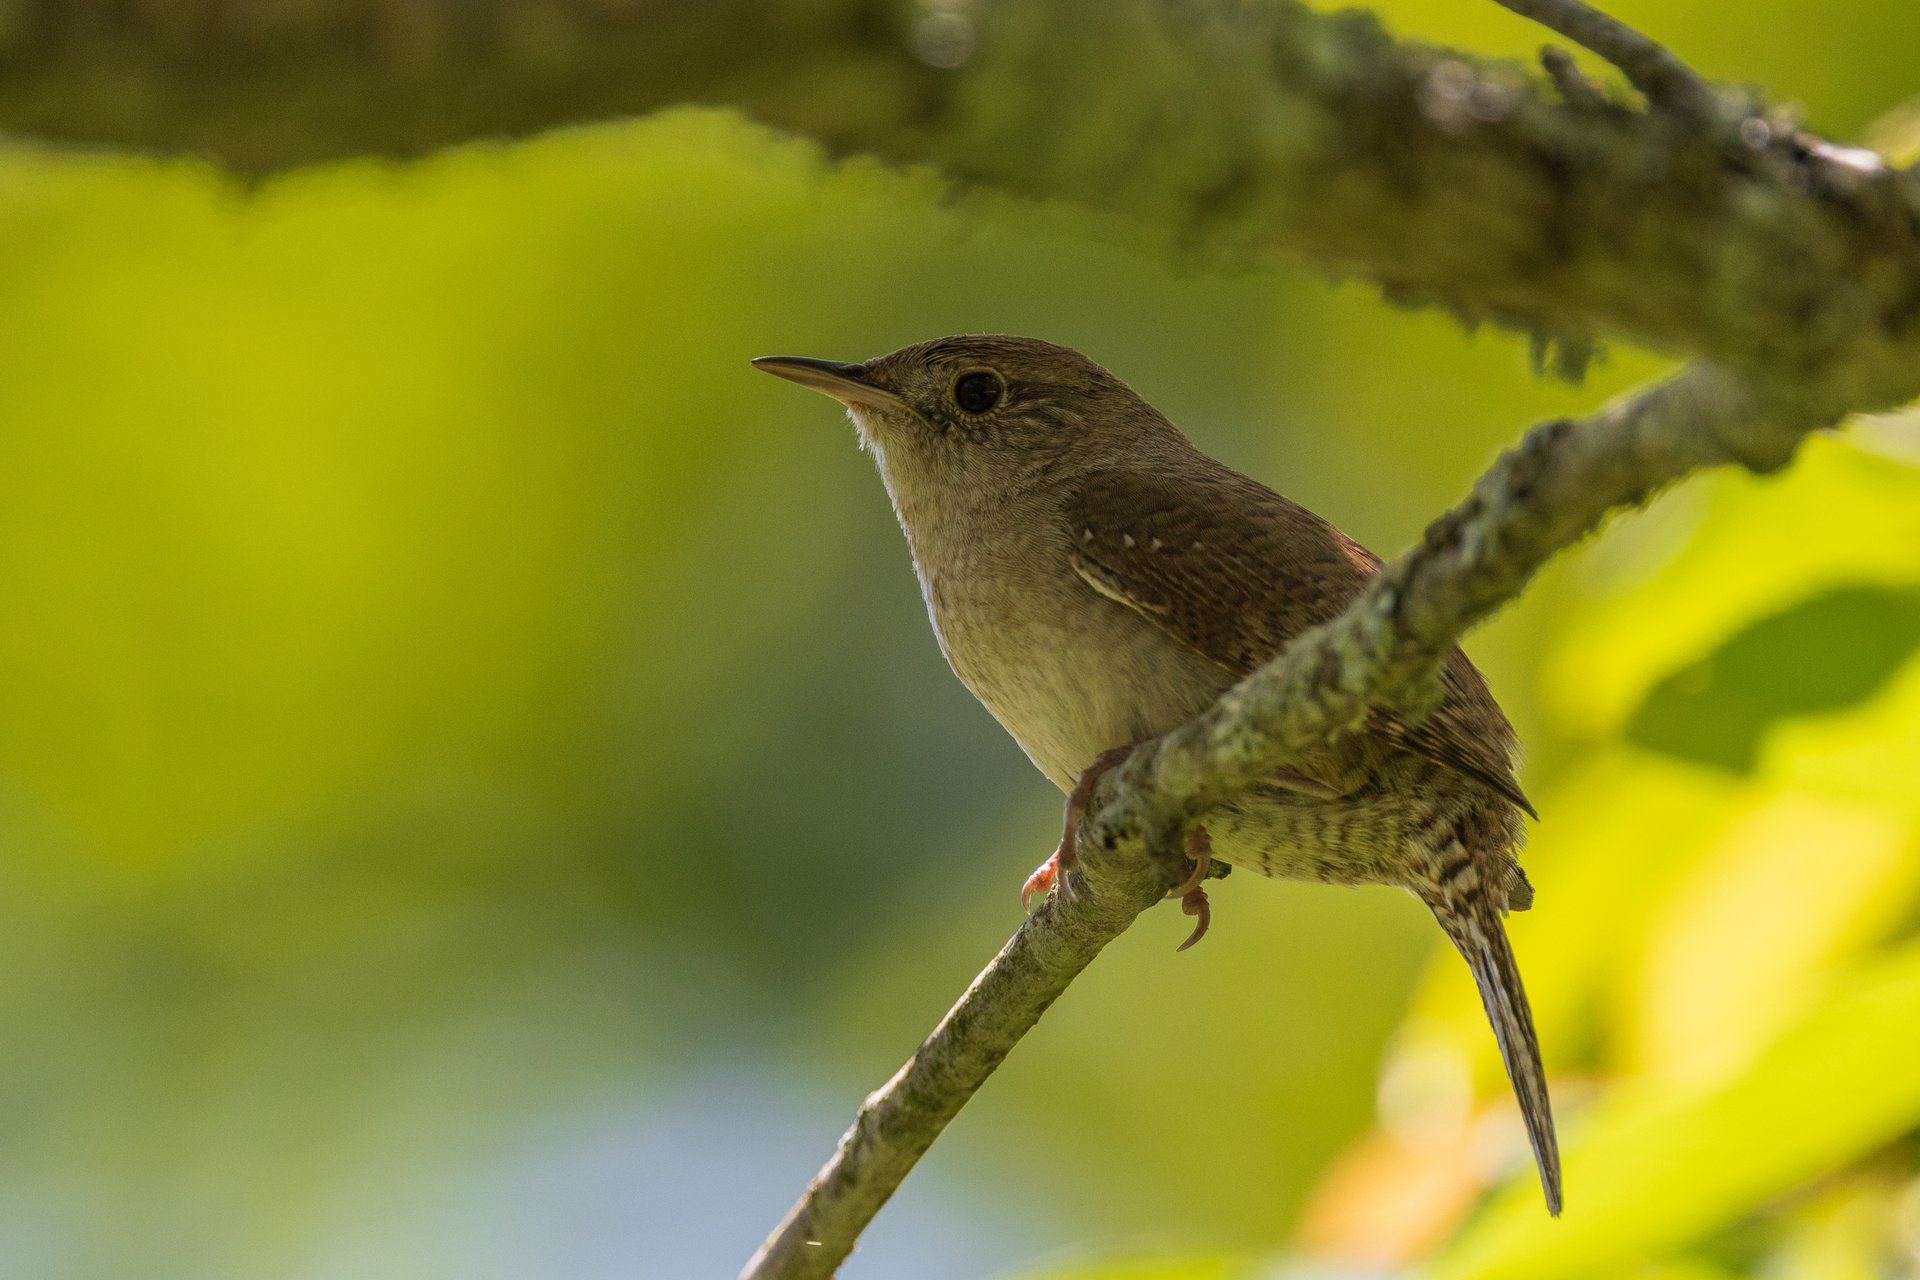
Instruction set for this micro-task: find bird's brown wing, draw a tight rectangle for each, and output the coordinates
[1064,466,1534,817]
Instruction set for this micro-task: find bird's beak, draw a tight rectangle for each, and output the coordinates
[752,355,908,412]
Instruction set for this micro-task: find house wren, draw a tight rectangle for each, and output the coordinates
[754,335,1560,1215]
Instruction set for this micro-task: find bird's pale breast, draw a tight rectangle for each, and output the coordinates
[914,527,1228,792]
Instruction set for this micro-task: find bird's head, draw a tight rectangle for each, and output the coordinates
[753,335,1188,507]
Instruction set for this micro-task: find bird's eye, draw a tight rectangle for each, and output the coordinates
[953,371,1002,415]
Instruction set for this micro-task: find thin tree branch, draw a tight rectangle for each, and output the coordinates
[740,360,1831,1280]
[1490,0,1716,117]
[741,840,1167,1279]
[1538,45,1609,111]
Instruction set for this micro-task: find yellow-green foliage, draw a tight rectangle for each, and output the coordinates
[2,1,1918,1273]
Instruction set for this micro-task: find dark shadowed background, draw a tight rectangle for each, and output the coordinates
[3,1,1920,1277]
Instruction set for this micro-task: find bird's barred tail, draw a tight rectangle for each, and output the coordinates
[1424,876,1562,1216]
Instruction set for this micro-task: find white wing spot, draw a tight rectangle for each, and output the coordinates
[1122,534,1136,548]
[1082,528,1094,542]
[1072,558,1152,612]
[1191,540,1205,551]
[1150,537,1164,552]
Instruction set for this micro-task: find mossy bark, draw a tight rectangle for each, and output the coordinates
[3,1,1917,404]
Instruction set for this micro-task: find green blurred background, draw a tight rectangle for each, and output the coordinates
[2,1,1920,1277]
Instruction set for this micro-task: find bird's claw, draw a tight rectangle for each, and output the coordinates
[1022,744,1134,913]
[1176,885,1211,952]
[1168,826,1212,899]
[1020,752,1218,953]
[1168,826,1215,951]
[1021,845,1069,913]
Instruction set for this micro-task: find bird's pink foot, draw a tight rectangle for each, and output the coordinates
[1020,743,1136,912]
[1021,850,1061,914]
[1176,885,1212,952]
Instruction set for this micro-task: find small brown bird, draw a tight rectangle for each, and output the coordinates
[754,335,1560,1215]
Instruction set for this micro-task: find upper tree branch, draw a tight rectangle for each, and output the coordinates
[5,1,1920,410]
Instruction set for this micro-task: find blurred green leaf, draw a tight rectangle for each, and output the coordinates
[1626,585,1920,772]
[1762,1178,1895,1280]
[1626,1264,1747,1280]
[1539,438,1920,743]
[1430,942,1920,1280]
